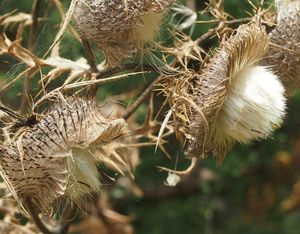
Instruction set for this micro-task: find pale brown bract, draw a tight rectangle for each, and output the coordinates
[0,97,127,214]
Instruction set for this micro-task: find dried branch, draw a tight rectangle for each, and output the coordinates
[25,198,56,234]
[122,75,161,120]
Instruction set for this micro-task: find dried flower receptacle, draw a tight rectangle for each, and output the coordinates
[187,23,286,163]
[73,0,174,66]
[0,97,126,213]
[161,23,286,164]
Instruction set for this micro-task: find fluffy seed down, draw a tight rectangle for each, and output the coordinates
[214,66,286,147]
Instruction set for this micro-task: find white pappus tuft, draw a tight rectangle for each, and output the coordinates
[215,65,286,145]
[165,172,181,186]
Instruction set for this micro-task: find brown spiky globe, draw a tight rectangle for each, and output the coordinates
[73,0,174,66]
[262,0,300,95]
[0,97,126,213]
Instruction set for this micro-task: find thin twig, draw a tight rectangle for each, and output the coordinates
[51,0,81,42]
[122,75,161,120]
[195,21,225,45]
[25,198,57,234]
[96,64,156,79]
[82,37,98,73]
[157,158,198,175]
[0,103,24,120]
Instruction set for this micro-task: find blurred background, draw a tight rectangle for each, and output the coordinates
[1,0,300,233]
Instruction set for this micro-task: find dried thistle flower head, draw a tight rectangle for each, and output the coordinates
[73,0,174,66]
[262,0,300,95]
[183,23,286,164]
[0,97,126,213]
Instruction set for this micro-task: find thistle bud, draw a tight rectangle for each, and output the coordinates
[73,0,174,66]
[0,97,126,213]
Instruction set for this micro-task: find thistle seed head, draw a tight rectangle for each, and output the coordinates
[73,0,174,66]
[161,22,286,164]
[0,97,126,213]
[262,0,300,95]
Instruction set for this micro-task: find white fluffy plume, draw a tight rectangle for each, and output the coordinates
[215,65,286,145]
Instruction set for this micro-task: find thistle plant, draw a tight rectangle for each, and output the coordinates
[0,0,299,233]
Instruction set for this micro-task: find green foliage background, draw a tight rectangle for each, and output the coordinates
[1,1,300,233]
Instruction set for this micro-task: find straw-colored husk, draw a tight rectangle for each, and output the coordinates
[73,0,173,66]
[185,23,271,163]
[0,97,126,213]
[262,1,300,95]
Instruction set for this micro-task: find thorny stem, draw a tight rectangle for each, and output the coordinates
[82,37,99,96]
[52,200,75,234]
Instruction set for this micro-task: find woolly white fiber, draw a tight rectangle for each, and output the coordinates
[215,65,286,145]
